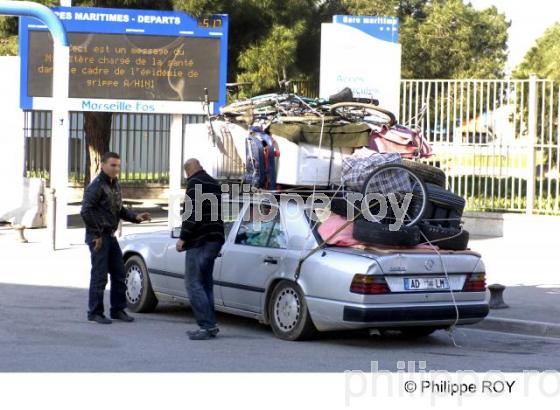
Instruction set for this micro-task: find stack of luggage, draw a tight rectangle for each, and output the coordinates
[216,88,470,251]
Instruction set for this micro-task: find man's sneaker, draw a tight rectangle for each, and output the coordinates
[207,327,220,338]
[88,314,112,324]
[186,329,212,340]
[110,310,135,322]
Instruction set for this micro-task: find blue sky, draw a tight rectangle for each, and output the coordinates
[468,0,560,73]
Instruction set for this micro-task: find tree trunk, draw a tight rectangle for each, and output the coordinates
[83,112,112,186]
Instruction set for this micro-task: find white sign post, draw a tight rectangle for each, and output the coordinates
[50,42,70,249]
[320,15,402,118]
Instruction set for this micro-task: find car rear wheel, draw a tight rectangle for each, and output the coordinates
[268,281,316,341]
[124,255,158,313]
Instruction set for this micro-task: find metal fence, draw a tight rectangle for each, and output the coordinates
[400,77,560,215]
[24,111,171,186]
[24,77,560,214]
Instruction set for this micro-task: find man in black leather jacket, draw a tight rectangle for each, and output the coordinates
[80,152,150,324]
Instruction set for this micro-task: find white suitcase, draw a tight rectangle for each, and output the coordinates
[274,136,352,187]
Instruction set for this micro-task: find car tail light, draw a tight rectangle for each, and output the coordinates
[463,272,486,292]
[350,274,390,294]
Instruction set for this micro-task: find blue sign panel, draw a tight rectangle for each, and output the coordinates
[332,15,399,43]
[19,6,228,114]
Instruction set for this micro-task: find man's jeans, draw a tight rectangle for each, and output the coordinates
[184,241,222,330]
[87,235,127,317]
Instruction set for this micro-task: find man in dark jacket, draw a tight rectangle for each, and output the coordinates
[81,152,150,324]
[175,158,224,340]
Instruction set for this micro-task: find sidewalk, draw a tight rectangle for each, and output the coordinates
[1,211,559,338]
[467,234,560,338]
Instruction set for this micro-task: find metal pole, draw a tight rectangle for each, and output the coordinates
[526,74,538,215]
[168,114,184,230]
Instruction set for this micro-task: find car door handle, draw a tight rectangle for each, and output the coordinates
[263,256,278,265]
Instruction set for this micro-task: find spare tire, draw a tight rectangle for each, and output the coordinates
[402,160,447,187]
[353,217,421,247]
[419,223,469,251]
[330,196,361,219]
[426,183,466,213]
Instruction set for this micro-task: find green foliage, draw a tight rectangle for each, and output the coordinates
[514,22,560,81]
[345,0,509,79]
[0,36,18,55]
[237,22,304,95]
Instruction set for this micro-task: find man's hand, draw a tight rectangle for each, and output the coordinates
[136,212,151,222]
[92,237,103,252]
[176,239,186,252]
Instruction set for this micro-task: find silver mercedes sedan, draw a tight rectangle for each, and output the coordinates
[119,195,489,341]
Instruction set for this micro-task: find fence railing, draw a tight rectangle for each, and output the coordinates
[23,77,560,214]
[400,77,559,215]
[24,111,171,186]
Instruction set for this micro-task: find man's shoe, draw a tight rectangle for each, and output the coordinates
[207,327,220,338]
[187,327,219,338]
[187,329,212,340]
[110,310,135,322]
[88,314,112,324]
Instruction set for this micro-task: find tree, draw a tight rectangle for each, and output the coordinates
[237,23,304,95]
[344,0,509,79]
[514,22,560,81]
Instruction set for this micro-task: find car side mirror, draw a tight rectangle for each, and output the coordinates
[171,227,181,238]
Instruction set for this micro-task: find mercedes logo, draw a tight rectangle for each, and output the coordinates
[424,259,435,271]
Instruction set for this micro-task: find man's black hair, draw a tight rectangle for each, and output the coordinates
[101,152,120,163]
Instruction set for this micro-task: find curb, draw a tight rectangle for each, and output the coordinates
[473,317,560,339]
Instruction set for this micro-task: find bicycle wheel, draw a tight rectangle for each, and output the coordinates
[221,94,286,116]
[361,164,427,227]
[329,102,397,127]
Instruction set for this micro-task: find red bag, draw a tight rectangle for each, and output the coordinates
[368,124,433,159]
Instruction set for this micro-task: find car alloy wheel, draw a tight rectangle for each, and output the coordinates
[125,263,144,305]
[274,288,301,332]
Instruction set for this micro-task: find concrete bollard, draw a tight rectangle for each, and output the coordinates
[13,224,28,243]
[488,283,509,309]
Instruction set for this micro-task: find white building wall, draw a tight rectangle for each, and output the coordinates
[0,56,25,198]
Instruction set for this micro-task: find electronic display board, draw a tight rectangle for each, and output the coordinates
[27,32,221,101]
[19,6,228,114]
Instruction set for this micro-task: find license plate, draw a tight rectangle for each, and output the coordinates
[403,277,450,291]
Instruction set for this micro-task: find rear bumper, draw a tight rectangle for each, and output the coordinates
[343,303,489,323]
[306,296,489,331]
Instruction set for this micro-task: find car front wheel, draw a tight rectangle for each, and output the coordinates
[124,255,158,313]
[268,281,316,341]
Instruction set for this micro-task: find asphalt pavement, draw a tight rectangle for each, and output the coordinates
[2,281,560,372]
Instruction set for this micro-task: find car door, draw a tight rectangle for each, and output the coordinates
[218,202,288,313]
[163,200,243,305]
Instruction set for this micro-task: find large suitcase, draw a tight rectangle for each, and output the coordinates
[243,127,277,190]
